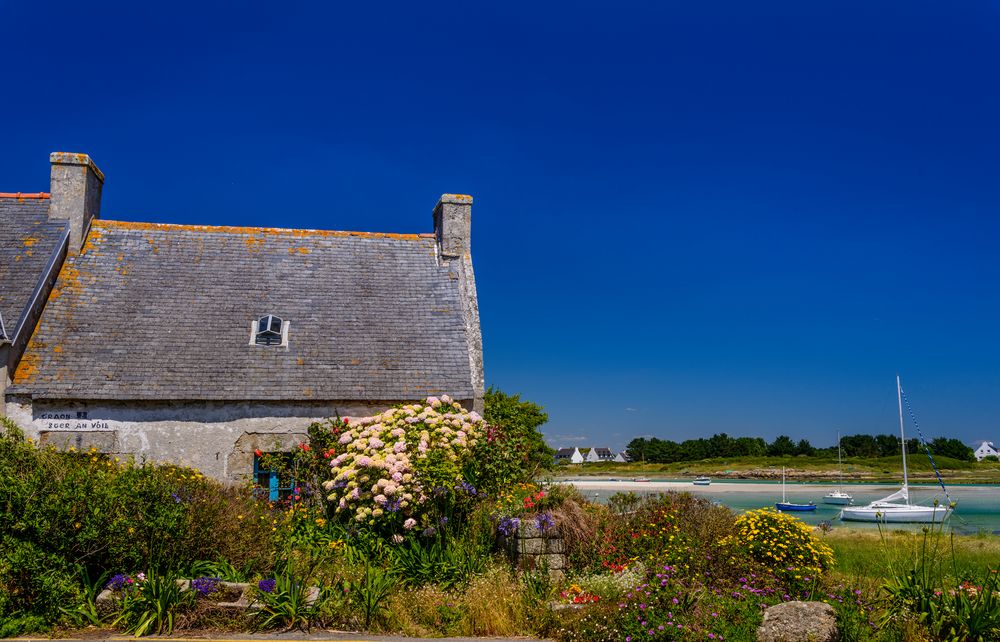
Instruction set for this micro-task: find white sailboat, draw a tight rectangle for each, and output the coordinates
[840,377,952,524]
[823,432,853,505]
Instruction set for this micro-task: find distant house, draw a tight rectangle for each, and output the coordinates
[586,447,614,463]
[973,441,999,461]
[613,451,631,463]
[554,447,584,464]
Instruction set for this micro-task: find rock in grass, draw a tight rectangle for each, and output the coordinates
[757,600,837,642]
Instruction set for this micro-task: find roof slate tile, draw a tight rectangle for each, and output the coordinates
[0,197,67,337]
[9,219,474,401]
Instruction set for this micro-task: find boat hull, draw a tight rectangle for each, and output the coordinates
[776,502,817,512]
[823,494,853,505]
[840,504,951,523]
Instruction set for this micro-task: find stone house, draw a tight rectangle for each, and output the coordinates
[554,447,584,464]
[585,447,614,463]
[973,441,998,461]
[2,152,484,483]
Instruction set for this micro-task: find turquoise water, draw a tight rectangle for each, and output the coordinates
[568,480,1000,535]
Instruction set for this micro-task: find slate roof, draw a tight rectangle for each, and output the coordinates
[0,195,67,340]
[9,219,475,401]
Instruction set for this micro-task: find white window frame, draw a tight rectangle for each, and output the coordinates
[249,318,290,347]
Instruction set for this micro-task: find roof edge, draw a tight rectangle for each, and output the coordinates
[96,219,433,241]
[0,192,50,199]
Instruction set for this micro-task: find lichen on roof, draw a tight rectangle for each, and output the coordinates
[95,219,426,241]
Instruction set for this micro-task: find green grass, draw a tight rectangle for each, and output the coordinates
[549,455,1000,483]
[823,528,1000,583]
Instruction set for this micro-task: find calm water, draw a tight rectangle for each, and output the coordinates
[566,479,1000,535]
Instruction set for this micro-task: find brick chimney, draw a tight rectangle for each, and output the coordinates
[49,152,104,253]
[433,194,472,259]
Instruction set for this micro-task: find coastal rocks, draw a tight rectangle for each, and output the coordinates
[757,600,837,642]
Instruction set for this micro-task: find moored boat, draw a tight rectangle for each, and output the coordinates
[840,377,953,524]
[693,476,711,486]
[823,431,853,505]
[823,490,853,506]
[775,466,817,512]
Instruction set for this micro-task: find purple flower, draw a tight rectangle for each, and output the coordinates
[191,577,221,597]
[258,578,277,594]
[498,516,521,537]
[457,481,478,496]
[534,512,555,533]
[106,574,133,591]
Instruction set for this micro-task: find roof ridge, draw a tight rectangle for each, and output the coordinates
[95,219,433,240]
[0,192,50,199]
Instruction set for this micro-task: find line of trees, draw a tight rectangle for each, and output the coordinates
[625,433,975,464]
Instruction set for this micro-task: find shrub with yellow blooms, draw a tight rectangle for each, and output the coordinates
[727,508,834,578]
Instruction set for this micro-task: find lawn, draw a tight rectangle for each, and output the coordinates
[552,455,1000,484]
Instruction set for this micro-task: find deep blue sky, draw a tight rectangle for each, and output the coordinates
[2,2,998,451]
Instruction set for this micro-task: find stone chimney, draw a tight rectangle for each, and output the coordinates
[433,194,472,259]
[49,152,104,253]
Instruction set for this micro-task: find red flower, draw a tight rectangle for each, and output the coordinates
[254,449,263,457]
[343,418,349,424]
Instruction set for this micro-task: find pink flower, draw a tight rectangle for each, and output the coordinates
[404,518,417,530]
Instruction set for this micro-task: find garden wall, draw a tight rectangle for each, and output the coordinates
[514,522,566,578]
[4,396,474,482]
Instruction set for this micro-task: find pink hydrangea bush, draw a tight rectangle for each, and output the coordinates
[322,396,485,533]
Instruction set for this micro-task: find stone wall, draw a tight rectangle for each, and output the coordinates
[4,396,474,482]
[513,522,567,578]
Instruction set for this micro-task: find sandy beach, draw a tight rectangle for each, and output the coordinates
[551,479,854,494]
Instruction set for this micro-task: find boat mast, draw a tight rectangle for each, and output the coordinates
[781,466,786,503]
[897,375,909,505]
[837,431,843,492]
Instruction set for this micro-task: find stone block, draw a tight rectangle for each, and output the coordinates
[546,537,565,554]
[757,600,837,642]
[541,553,566,570]
[518,537,545,556]
[519,522,544,538]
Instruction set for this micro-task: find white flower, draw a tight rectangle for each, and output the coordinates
[404,518,417,530]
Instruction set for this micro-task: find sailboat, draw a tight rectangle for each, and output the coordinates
[840,377,953,524]
[823,432,853,505]
[775,466,817,512]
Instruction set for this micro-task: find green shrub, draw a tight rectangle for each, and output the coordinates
[726,507,835,579]
[0,427,280,626]
[471,387,553,494]
[111,570,195,636]
[0,535,80,628]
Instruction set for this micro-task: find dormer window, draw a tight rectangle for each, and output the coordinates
[251,315,289,347]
